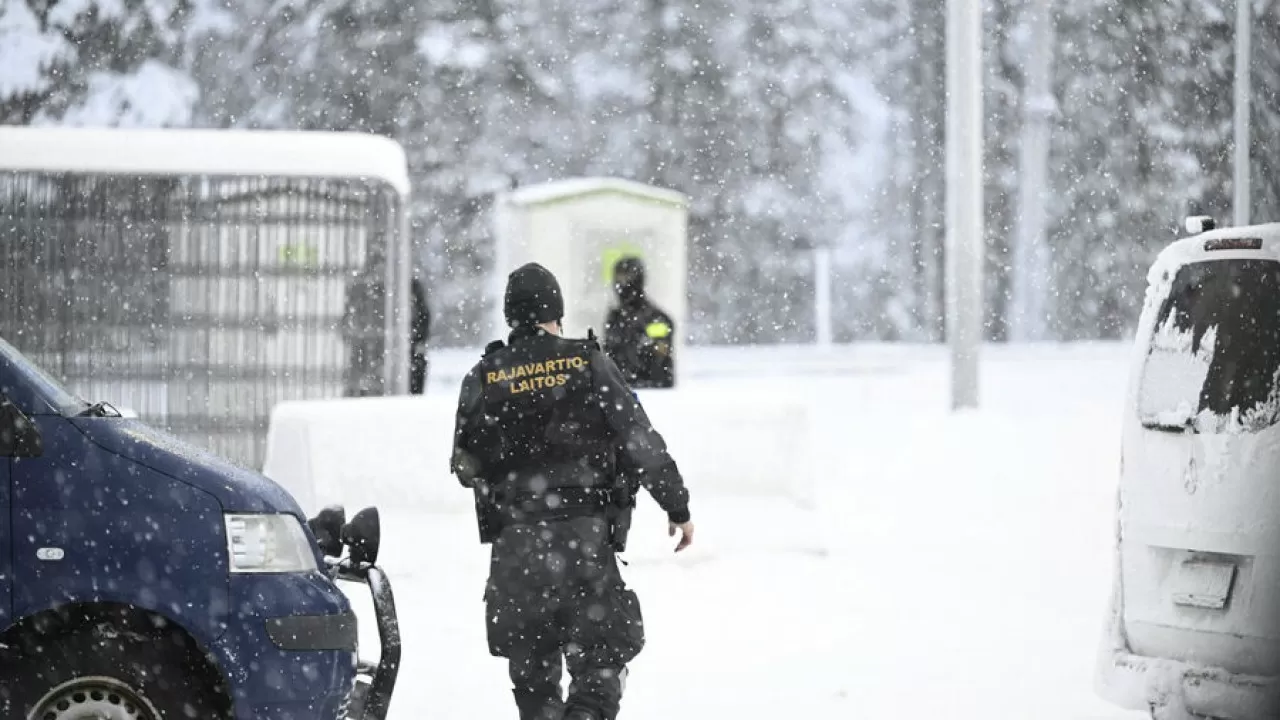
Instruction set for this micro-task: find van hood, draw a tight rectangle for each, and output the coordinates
[71,418,306,517]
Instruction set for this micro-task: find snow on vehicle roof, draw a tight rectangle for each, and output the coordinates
[1188,220,1280,242]
[1141,221,1280,310]
[507,176,687,208]
[1154,221,1280,270]
[0,126,410,195]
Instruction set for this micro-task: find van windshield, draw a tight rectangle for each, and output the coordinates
[1138,258,1280,434]
[0,336,89,415]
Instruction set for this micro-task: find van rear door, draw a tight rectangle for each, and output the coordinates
[1122,255,1280,676]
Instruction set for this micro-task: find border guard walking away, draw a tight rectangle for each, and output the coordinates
[450,262,695,720]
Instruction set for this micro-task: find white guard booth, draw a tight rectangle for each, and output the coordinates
[490,177,688,380]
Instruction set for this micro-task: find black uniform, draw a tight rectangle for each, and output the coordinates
[342,270,432,396]
[341,270,386,397]
[603,257,675,389]
[409,277,431,394]
[451,263,691,720]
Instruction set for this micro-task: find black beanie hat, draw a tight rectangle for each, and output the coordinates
[504,262,564,328]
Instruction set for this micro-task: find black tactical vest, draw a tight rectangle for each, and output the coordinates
[475,330,616,496]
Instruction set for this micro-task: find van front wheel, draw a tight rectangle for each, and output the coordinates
[0,611,232,720]
[29,675,163,720]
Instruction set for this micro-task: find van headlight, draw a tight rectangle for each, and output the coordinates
[224,513,318,574]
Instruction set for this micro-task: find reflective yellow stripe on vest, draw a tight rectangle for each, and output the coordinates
[645,322,671,339]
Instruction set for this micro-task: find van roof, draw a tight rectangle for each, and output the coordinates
[1154,221,1280,272]
[0,126,410,195]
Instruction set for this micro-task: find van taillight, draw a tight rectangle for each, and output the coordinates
[1204,237,1263,251]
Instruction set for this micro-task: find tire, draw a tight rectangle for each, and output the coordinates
[0,610,231,720]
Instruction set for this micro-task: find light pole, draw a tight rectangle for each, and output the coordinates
[1234,0,1252,227]
[946,0,983,409]
[813,244,833,348]
[1010,0,1054,342]
[796,236,834,347]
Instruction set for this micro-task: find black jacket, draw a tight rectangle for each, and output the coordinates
[603,299,675,389]
[451,325,690,525]
[410,278,430,349]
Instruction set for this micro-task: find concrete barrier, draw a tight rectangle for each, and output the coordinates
[262,385,825,561]
[263,393,463,516]
[265,388,817,512]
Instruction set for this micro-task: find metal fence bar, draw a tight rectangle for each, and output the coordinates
[0,172,407,470]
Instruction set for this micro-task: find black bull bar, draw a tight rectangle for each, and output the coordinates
[307,506,402,720]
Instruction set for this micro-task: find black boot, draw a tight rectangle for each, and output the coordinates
[513,686,565,720]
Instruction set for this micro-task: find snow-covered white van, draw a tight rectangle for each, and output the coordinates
[1097,216,1280,720]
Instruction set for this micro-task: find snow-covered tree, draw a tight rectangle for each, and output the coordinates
[6,0,1267,346]
[0,0,198,126]
[1050,0,1233,340]
[1249,1,1280,224]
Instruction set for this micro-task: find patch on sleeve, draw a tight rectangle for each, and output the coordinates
[644,322,671,339]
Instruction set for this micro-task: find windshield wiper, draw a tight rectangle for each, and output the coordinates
[76,401,122,418]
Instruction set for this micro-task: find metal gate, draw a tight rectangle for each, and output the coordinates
[0,171,407,470]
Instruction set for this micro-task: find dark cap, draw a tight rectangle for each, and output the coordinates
[504,262,564,328]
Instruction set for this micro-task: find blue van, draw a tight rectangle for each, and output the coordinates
[0,335,400,720]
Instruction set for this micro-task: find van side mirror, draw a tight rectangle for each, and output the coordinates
[0,397,42,458]
[341,507,381,566]
[307,505,347,558]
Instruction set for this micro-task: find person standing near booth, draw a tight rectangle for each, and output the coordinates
[602,256,675,389]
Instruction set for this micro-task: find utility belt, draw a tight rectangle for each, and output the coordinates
[506,486,615,518]
[476,484,636,552]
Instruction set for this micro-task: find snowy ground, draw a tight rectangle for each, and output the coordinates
[342,342,1148,720]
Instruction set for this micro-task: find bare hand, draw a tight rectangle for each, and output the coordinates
[668,521,694,553]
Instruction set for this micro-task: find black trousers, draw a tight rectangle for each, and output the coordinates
[409,350,428,394]
[484,516,644,720]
